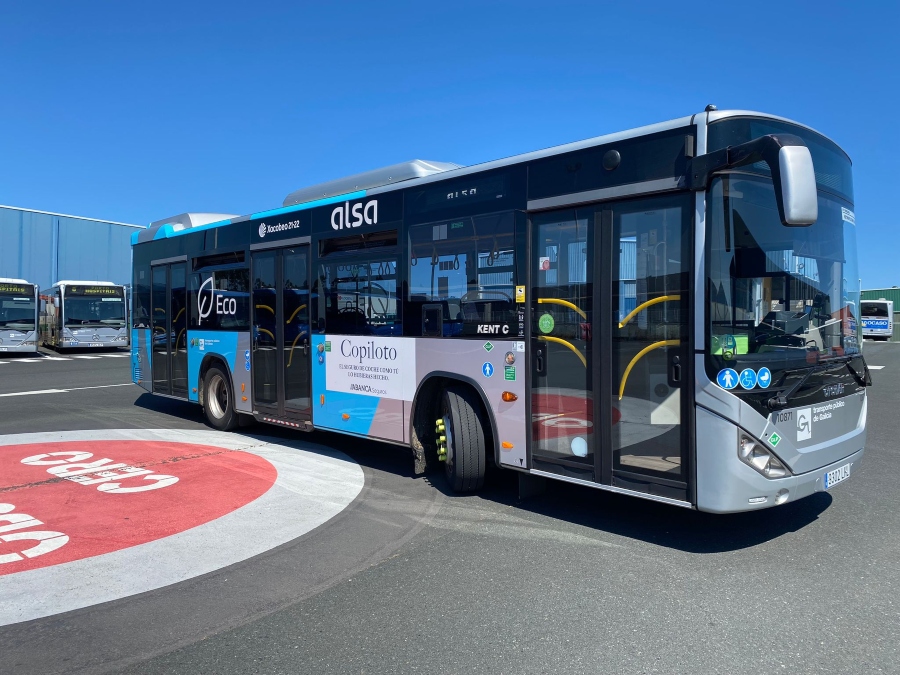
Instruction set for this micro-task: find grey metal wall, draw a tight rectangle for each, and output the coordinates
[0,206,140,290]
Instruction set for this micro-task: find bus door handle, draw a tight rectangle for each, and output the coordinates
[535,346,546,375]
[670,355,681,385]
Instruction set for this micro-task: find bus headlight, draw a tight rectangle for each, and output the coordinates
[739,435,789,479]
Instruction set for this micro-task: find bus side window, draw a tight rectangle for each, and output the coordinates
[408,211,516,337]
[315,258,400,336]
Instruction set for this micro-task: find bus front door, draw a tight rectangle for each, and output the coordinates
[150,263,188,397]
[251,246,312,422]
[529,194,692,503]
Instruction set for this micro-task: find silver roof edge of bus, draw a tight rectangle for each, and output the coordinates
[136,212,241,244]
[0,277,31,284]
[52,280,122,287]
[283,159,463,207]
[705,110,847,158]
[148,212,239,230]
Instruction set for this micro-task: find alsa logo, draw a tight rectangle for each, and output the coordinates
[331,199,378,231]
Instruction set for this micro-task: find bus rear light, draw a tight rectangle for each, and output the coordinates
[501,392,518,402]
[739,435,789,479]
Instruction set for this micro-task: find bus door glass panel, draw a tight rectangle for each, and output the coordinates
[610,196,690,483]
[252,251,278,408]
[530,209,594,475]
[170,264,188,395]
[151,266,170,394]
[282,248,310,413]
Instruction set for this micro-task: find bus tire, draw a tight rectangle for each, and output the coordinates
[441,385,486,492]
[203,365,238,431]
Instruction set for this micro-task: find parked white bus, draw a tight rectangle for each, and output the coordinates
[861,299,893,340]
[41,280,129,350]
[0,278,40,354]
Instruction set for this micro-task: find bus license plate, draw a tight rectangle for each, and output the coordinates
[824,464,850,490]
[89,342,103,347]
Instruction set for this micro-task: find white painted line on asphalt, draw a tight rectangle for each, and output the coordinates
[99,353,130,358]
[40,357,72,361]
[869,365,885,370]
[7,358,44,363]
[0,383,133,398]
[0,428,364,625]
[70,355,102,359]
[0,389,67,397]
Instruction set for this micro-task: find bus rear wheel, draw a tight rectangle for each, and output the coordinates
[203,365,238,431]
[440,385,486,492]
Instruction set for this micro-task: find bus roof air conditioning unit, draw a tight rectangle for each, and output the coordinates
[283,159,462,207]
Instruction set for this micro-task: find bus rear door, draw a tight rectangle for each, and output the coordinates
[251,246,312,423]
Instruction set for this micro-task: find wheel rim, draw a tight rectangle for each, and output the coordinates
[207,374,228,420]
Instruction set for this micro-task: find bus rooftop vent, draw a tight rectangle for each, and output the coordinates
[283,159,462,207]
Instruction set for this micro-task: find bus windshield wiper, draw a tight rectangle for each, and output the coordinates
[767,355,867,411]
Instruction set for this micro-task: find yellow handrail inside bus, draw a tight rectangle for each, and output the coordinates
[257,327,275,341]
[286,304,307,324]
[286,331,308,368]
[537,298,587,320]
[618,295,681,329]
[618,340,680,400]
[175,328,185,349]
[255,304,275,314]
[538,335,587,367]
[174,307,185,324]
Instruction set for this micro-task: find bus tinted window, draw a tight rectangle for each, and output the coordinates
[862,303,889,317]
[408,212,516,337]
[191,269,250,330]
[315,257,400,336]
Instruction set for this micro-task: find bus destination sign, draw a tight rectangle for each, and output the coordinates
[0,283,31,295]
[67,285,123,297]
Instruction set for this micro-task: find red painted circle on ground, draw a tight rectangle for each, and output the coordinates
[0,441,277,575]
[532,393,620,439]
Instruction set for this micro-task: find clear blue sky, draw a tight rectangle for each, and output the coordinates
[1,1,897,287]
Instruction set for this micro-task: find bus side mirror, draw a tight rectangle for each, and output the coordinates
[690,133,818,227]
[777,145,818,226]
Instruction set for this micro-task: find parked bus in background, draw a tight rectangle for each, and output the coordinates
[41,281,129,350]
[861,299,893,341]
[0,278,39,354]
[131,108,870,513]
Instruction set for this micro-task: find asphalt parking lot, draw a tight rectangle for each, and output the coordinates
[0,344,897,674]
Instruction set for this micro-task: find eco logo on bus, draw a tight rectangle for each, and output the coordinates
[197,276,236,323]
[331,199,378,230]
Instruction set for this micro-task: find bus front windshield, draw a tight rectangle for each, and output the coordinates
[65,296,126,328]
[0,294,36,331]
[706,174,860,386]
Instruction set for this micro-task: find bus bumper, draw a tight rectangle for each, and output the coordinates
[696,407,867,513]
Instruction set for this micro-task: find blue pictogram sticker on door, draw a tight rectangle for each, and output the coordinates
[717,368,738,390]
[757,367,772,388]
[739,368,758,389]
[482,362,494,378]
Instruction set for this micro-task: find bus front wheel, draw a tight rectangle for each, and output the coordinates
[440,385,487,492]
[203,366,238,431]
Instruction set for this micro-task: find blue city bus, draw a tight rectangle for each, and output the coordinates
[131,109,870,512]
[0,278,40,354]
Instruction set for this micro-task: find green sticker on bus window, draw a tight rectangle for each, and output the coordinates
[769,432,781,447]
[538,313,554,334]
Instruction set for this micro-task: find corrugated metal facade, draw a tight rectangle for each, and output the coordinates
[0,205,141,290]
[861,288,900,304]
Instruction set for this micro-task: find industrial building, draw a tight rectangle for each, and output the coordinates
[0,204,140,290]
